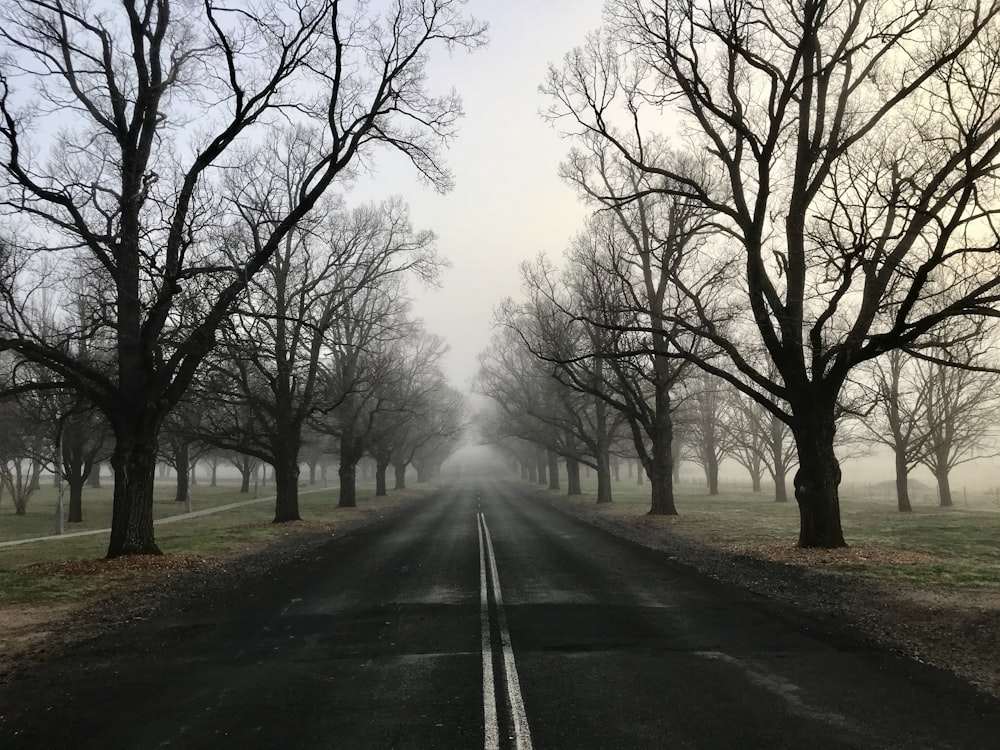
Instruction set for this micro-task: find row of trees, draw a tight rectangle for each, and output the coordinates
[478,318,997,513]
[482,0,1000,548]
[0,0,483,556]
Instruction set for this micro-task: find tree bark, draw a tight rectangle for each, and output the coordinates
[273,450,302,522]
[339,461,358,508]
[647,376,677,515]
[174,443,189,503]
[566,457,582,495]
[375,456,389,497]
[67,475,85,523]
[936,465,953,508]
[536,452,547,486]
[596,448,613,504]
[894,447,913,512]
[770,416,788,503]
[547,450,560,491]
[705,450,719,496]
[791,403,847,548]
[393,461,407,490]
[107,431,161,557]
[89,463,101,488]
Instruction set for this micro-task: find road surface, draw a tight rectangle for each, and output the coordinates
[2,478,998,749]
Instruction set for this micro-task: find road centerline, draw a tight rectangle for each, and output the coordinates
[479,511,533,750]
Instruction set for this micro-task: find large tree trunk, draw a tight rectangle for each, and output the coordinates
[339,438,364,508]
[750,467,762,493]
[339,461,358,508]
[375,456,389,497]
[770,416,789,503]
[547,450,560,491]
[240,467,251,493]
[273,454,301,522]
[107,432,161,557]
[648,374,677,515]
[173,443,189,503]
[705,450,719,496]
[596,450,613,504]
[536,452,547,486]
[894,447,912,513]
[89,463,101,488]
[936,465,953,508]
[565,457,582,496]
[393,461,407,490]
[791,403,847,548]
[67,475,85,523]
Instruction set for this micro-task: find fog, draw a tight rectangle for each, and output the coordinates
[349,0,605,388]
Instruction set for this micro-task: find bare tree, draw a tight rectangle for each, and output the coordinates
[545,0,1000,547]
[0,1,484,556]
[199,184,439,521]
[857,352,930,512]
[916,353,1000,507]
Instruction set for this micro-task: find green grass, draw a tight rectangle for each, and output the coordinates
[558,474,1000,589]
[0,477,432,606]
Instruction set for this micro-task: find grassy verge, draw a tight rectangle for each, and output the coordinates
[547,476,1000,589]
[0,481,429,608]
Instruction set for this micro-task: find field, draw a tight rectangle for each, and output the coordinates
[560,474,1000,588]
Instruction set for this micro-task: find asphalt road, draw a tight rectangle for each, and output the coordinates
[2,477,999,749]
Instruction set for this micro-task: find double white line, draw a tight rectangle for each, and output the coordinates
[477,511,533,750]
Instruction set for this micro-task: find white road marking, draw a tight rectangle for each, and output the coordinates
[479,512,534,750]
[478,516,501,750]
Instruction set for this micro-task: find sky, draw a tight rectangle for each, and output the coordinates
[352,0,607,390]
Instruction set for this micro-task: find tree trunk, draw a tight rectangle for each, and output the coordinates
[566,457,582,496]
[174,444,189,503]
[190,458,198,486]
[375,456,389,497]
[240,467,251,493]
[750,469,762,493]
[107,433,161,557]
[547,450,560,491]
[308,459,318,485]
[648,376,677,515]
[706,451,719,496]
[67,475,85,523]
[273,451,302,523]
[339,461,358,508]
[416,462,431,483]
[791,403,847,548]
[596,449,613,504]
[894,447,912,512]
[89,463,101,488]
[393,461,407,490]
[771,416,789,503]
[210,460,217,487]
[936,466,953,508]
[636,458,643,485]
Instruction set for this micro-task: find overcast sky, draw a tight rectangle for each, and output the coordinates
[353,0,606,389]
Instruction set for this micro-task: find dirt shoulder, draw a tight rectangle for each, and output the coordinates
[541,492,1000,700]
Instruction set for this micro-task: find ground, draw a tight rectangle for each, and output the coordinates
[2,487,998,704]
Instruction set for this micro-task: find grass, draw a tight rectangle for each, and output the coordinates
[0,476,431,607]
[557,474,1000,589]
